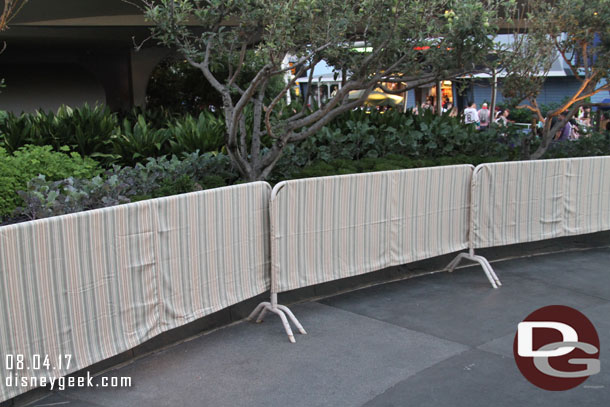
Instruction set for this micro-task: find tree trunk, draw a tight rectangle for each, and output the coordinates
[490,67,497,119]
[436,81,442,116]
[530,117,555,159]
[521,135,531,160]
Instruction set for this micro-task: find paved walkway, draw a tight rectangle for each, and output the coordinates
[31,248,610,407]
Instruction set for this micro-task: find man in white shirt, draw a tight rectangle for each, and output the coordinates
[463,101,480,126]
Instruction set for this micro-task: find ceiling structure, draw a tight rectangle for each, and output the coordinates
[2,0,153,47]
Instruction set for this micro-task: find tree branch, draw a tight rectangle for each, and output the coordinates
[531,102,582,159]
[548,74,595,118]
[516,100,544,122]
[238,113,248,159]
[185,40,227,96]
[230,63,273,143]
[554,37,581,81]
[288,79,365,130]
[300,55,322,114]
[228,41,247,86]
[263,62,310,139]
[289,83,377,142]
[582,41,589,79]
[251,80,267,172]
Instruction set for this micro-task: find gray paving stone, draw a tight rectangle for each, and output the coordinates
[363,349,609,407]
[491,247,610,300]
[28,249,610,407]
[320,259,608,347]
[56,302,467,407]
[476,331,515,358]
[30,393,104,407]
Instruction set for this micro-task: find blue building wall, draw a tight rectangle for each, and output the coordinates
[591,79,609,104]
[405,89,416,108]
[470,77,582,108]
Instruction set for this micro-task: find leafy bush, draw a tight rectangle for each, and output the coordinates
[168,112,226,155]
[122,106,176,130]
[0,145,100,220]
[271,109,516,181]
[114,151,238,199]
[0,112,37,153]
[0,104,118,157]
[11,151,239,222]
[291,154,505,179]
[17,175,131,220]
[4,102,609,224]
[111,115,171,166]
[545,131,610,158]
[55,104,118,158]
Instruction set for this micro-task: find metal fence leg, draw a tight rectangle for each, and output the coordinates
[277,304,307,335]
[248,294,306,343]
[446,251,501,289]
[255,307,269,323]
[248,302,268,321]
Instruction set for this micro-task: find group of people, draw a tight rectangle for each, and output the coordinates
[556,106,595,141]
[412,97,609,139]
[462,101,513,129]
[412,96,513,129]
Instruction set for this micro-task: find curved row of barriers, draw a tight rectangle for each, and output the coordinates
[1,156,609,401]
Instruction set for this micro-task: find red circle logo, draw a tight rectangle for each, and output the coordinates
[513,305,600,391]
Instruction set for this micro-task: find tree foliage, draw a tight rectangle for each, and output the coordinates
[146,56,286,115]
[499,0,610,159]
[140,0,504,180]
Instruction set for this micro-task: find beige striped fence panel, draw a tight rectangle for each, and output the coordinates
[471,156,610,249]
[0,182,271,402]
[155,183,271,329]
[249,165,477,342]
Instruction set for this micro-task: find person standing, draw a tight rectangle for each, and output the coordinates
[495,108,512,126]
[556,111,572,141]
[478,102,491,129]
[463,101,480,126]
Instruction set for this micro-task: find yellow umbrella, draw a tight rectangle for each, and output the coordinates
[348,88,404,106]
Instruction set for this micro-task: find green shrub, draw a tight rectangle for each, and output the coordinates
[11,145,100,180]
[545,131,610,159]
[17,175,131,220]
[168,112,226,155]
[288,154,506,179]
[0,104,118,158]
[123,106,176,130]
[152,174,197,198]
[11,151,238,222]
[199,174,227,189]
[0,145,101,220]
[112,115,171,165]
[0,113,37,153]
[55,104,118,158]
[270,109,515,181]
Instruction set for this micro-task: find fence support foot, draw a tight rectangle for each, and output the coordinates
[248,295,306,343]
[446,252,502,289]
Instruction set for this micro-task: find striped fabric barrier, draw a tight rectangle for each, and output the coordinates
[471,156,610,249]
[0,182,271,402]
[249,166,475,341]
